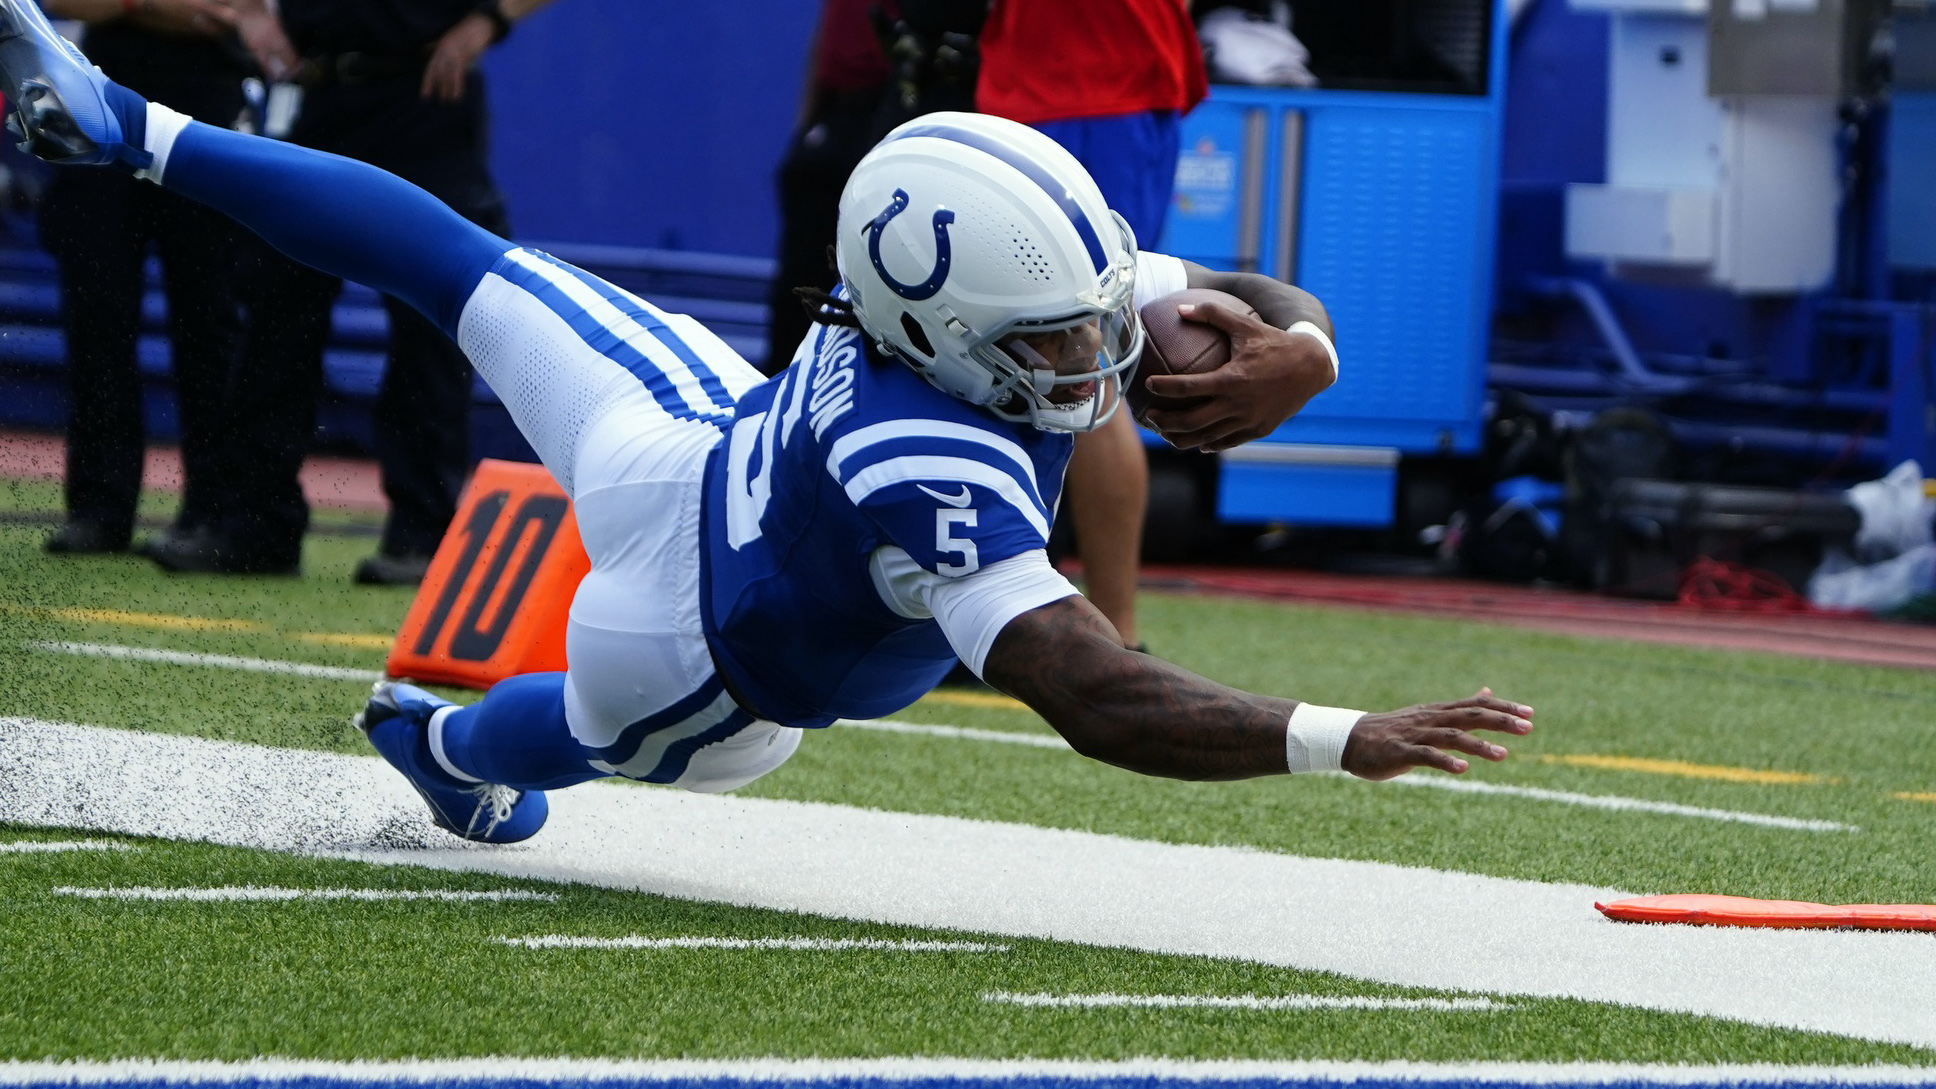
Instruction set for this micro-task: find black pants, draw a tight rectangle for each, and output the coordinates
[40,169,242,537]
[763,79,974,376]
[219,242,490,558]
[764,92,890,376]
[213,70,510,559]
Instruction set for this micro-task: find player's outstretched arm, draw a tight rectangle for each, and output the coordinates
[980,595,1534,782]
[1140,260,1339,452]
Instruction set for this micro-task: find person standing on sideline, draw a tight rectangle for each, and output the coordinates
[148,0,555,581]
[975,0,1206,651]
[37,0,250,557]
[764,0,895,376]
[763,0,985,376]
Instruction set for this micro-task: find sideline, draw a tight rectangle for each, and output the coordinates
[28,642,384,683]
[1,717,1932,1048]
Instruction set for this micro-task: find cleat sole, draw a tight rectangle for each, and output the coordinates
[0,0,122,165]
[22,83,97,162]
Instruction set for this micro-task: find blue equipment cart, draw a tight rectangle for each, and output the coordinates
[1156,1,1508,530]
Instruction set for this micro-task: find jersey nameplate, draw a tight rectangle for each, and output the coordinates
[808,339,859,437]
[726,332,862,550]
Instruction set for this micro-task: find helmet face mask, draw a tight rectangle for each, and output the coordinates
[969,264,1145,432]
[834,113,1147,434]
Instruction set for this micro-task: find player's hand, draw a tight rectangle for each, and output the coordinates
[130,0,234,38]
[1341,687,1533,781]
[1140,299,1335,453]
[229,0,297,82]
[421,13,494,102]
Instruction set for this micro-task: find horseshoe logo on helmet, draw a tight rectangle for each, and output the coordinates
[866,189,955,301]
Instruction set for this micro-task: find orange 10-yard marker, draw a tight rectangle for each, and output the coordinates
[1597,894,1936,931]
[386,459,590,690]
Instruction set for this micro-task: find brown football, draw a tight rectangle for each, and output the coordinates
[1128,288,1256,425]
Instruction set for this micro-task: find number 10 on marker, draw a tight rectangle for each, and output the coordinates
[386,460,591,690]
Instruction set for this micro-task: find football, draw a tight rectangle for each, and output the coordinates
[1127,287,1256,425]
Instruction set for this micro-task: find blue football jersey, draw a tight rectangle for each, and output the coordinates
[700,322,1073,728]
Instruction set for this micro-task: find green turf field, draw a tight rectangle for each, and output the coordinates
[1,833,1925,1064]
[2,475,1933,1064]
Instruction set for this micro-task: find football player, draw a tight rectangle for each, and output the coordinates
[0,0,1532,843]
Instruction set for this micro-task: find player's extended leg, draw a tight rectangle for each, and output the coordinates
[150,102,791,801]
[427,672,802,795]
[0,7,759,487]
[0,11,795,833]
[358,644,800,836]
[0,16,546,840]
[150,114,502,338]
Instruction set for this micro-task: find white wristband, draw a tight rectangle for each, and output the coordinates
[1285,702,1364,774]
[1286,320,1339,380]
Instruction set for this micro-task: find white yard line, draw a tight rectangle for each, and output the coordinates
[0,840,133,854]
[2,718,1931,1049]
[983,992,1503,1012]
[20,640,1851,832]
[498,936,1005,952]
[847,719,1851,831]
[27,642,383,683]
[1378,775,1857,832]
[54,886,555,903]
[3,1057,1936,1085]
[838,717,1070,750]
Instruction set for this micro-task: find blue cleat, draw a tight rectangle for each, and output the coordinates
[356,680,549,844]
[0,0,144,166]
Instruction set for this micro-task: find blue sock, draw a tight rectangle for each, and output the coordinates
[102,81,147,164]
[153,118,506,336]
[437,673,608,791]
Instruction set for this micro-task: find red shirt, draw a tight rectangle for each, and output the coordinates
[975,0,1207,125]
[813,0,897,95]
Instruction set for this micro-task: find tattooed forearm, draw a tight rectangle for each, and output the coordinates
[982,596,1297,781]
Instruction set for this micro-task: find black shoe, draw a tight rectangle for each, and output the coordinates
[150,528,299,576]
[136,523,199,561]
[44,521,129,554]
[354,551,433,586]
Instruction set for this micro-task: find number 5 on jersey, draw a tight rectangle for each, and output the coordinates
[937,507,979,575]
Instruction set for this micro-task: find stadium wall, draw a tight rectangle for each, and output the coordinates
[479,0,818,258]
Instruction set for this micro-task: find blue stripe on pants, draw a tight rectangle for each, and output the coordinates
[490,250,730,430]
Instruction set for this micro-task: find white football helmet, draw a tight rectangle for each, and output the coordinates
[835,112,1145,433]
